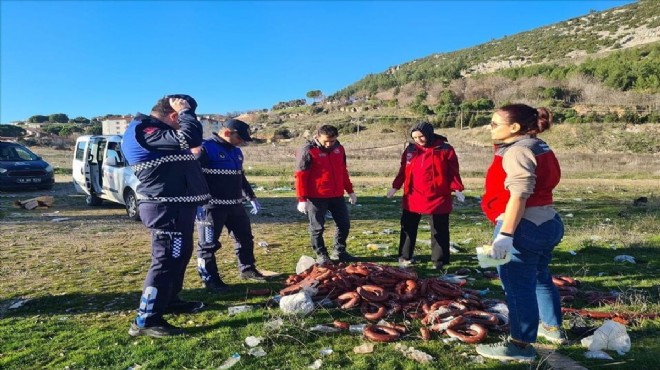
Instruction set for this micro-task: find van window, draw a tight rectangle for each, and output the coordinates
[107,142,124,165]
[75,141,86,161]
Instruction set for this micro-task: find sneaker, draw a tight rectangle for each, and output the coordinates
[538,323,568,344]
[432,262,445,270]
[128,317,184,337]
[398,257,416,267]
[164,299,205,314]
[316,254,332,266]
[475,339,537,362]
[205,278,230,293]
[239,268,267,281]
[330,250,356,262]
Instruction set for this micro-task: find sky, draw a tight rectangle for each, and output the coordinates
[0,0,634,124]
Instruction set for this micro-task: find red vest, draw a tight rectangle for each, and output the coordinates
[295,141,353,200]
[481,137,561,223]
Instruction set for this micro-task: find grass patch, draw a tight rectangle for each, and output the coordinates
[1,178,658,369]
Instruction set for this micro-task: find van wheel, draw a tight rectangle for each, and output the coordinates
[124,189,141,221]
[86,194,103,206]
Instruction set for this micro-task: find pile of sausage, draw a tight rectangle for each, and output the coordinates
[280,262,508,343]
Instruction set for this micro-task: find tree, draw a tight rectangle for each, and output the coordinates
[87,123,102,135]
[27,115,49,123]
[71,116,91,124]
[48,113,69,123]
[306,90,323,102]
[0,125,26,137]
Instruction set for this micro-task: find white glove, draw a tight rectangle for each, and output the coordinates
[490,233,513,259]
[454,191,465,203]
[386,188,397,198]
[297,201,307,214]
[348,193,357,205]
[250,199,261,215]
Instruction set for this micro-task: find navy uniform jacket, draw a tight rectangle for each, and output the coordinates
[122,110,210,205]
[197,134,255,209]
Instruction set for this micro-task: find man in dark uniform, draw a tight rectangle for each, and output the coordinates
[122,95,211,337]
[195,118,266,292]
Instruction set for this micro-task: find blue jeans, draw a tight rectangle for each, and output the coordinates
[494,215,564,343]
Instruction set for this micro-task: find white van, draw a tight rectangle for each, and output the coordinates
[72,135,141,220]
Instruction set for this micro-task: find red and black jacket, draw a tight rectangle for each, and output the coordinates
[294,139,354,201]
[481,137,561,223]
[392,135,464,215]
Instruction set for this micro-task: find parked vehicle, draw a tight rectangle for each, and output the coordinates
[72,135,141,220]
[0,141,55,191]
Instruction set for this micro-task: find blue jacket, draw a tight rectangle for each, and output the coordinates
[122,110,210,205]
[197,134,255,209]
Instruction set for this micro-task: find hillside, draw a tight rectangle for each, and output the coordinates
[333,0,660,98]
[237,1,659,142]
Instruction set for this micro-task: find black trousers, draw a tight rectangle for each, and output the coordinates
[196,205,255,280]
[398,209,450,265]
[135,203,196,326]
[307,197,350,256]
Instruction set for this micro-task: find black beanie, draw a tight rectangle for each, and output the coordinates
[410,122,434,145]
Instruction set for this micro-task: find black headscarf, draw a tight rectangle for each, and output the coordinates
[410,122,435,146]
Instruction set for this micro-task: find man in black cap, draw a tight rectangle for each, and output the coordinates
[194,118,266,291]
[122,95,211,337]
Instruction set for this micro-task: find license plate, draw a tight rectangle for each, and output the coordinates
[17,178,41,183]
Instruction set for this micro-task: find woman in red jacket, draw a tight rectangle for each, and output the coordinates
[387,122,465,270]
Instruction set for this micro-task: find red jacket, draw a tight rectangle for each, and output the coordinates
[392,135,464,214]
[295,140,354,201]
[481,137,561,223]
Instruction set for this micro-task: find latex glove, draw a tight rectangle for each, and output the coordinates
[297,201,307,214]
[348,193,357,205]
[386,188,398,198]
[250,199,261,215]
[454,191,465,203]
[490,233,513,259]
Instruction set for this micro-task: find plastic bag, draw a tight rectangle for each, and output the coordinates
[279,290,314,315]
[476,245,511,268]
[296,255,316,274]
[581,320,631,355]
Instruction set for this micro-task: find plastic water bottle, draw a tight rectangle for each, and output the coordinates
[218,353,240,369]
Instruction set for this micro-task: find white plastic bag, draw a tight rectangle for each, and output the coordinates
[296,255,316,274]
[476,245,511,268]
[581,320,631,355]
[279,290,315,316]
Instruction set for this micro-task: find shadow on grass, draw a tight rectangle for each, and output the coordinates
[1,281,287,321]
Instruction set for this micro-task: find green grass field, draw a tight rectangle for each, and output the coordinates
[1,126,659,369]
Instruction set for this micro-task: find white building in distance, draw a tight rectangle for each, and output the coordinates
[102,116,132,135]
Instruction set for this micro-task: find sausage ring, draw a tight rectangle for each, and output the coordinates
[395,279,419,301]
[363,325,401,342]
[462,310,498,327]
[446,323,488,344]
[430,315,465,332]
[361,301,387,321]
[345,264,369,276]
[336,291,361,309]
[357,285,389,302]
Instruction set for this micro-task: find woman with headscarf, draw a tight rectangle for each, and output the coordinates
[386,122,465,270]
